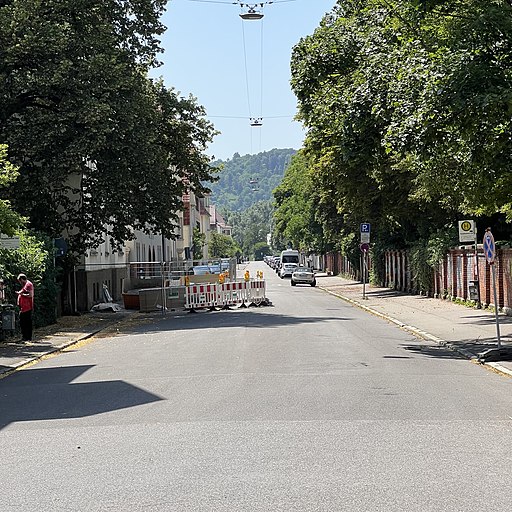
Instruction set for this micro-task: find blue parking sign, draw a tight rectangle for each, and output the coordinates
[360,223,371,233]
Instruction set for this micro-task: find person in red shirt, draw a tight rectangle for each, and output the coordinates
[16,273,34,342]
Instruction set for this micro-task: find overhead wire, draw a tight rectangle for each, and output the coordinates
[240,16,254,153]
[258,16,264,153]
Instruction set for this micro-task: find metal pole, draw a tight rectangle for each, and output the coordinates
[491,264,501,349]
[362,251,367,300]
[474,227,481,308]
[161,234,166,317]
[161,260,166,316]
[73,265,78,314]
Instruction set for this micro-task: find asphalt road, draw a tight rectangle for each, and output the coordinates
[1,262,511,511]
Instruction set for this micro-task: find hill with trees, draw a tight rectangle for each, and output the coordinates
[210,148,296,212]
[208,149,297,258]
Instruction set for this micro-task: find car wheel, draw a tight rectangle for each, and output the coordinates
[291,280,296,286]
[311,280,316,287]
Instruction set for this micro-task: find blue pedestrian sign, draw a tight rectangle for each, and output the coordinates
[483,230,495,265]
[360,223,371,233]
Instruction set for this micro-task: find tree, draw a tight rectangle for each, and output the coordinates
[253,242,271,261]
[0,144,25,236]
[0,230,58,327]
[273,150,328,253]
[0,0,217,253]
[192,228,206,260]
[210,149,296,212]
[224,200,274,258]
[290,0,512,259]
[209,232,240,258]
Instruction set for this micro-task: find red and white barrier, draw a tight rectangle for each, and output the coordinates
[185,283,219,310]
[184,280,268,310]
[248,280,266,306]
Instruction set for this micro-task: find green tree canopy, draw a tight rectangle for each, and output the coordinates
[0,0,217,253]
[290,0,512,254]
[273,150,328,253]
[0,144,25,236]
[209,232,241,259]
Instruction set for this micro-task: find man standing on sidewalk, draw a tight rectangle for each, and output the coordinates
[16,273,34,342]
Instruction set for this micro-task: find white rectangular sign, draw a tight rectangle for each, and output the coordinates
[360,232,370,244]
[458,220,475,243]
[0,235,20,250]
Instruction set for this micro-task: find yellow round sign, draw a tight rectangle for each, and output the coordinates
[461,221,472,232]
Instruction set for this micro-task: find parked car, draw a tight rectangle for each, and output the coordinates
[279,263,298,278]
[191,265,212,275]
[291,266,316,287]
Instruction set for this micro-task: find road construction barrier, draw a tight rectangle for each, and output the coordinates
[185,283,219,310]
[248,280,266,306]
[184,280,268,311]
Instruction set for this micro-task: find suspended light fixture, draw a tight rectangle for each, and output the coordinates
[239,4,264,20]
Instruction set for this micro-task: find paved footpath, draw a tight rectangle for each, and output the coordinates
[315,273,512,377]
[1,274,511,379]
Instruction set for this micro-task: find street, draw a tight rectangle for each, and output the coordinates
[1,261,511,511]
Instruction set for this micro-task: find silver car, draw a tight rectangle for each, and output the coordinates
[291,266,316,287]
[279,262,298,278]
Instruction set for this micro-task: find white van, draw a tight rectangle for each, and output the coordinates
[280,249,300,267]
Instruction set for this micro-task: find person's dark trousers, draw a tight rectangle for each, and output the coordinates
[20,310,33,341]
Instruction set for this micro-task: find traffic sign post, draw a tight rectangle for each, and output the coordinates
[483,229,501,350]
[458,220,475,243]
[458,220,481,308]
[359,224,370,300]
[360,243,370,299]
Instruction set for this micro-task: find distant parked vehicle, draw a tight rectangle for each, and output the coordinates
[191,265,212,275]
[279,263,298,279]
[280,249,300,267]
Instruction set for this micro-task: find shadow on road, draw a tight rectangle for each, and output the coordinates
[120,309,354,335]
[0,365,163,430]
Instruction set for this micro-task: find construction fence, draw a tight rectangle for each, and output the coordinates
[185,280,269,311]
[320,248,512,315]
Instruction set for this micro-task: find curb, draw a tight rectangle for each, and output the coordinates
[319,286,512,379]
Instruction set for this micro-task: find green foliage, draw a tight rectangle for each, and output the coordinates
[408,240,432,293]
[426,226,458,266]
[0,1,217,254]
[209,232,240,258]
[0,144,25,236]
[289,0,512,259]
[273,150,328,253]
[253,242,271,261]
[192,228,206,260]
[224,200,273,258]
[0,230,58,327]
[210,149,296,212]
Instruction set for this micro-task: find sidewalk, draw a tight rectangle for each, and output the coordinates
[0,309,138,378]
[316,273,512,378]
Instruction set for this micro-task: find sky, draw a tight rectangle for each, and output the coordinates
[157,0,337,161]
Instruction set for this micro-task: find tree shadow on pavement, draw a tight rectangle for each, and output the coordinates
[119,309,354,335]
[458,314,512,325]
[0,365,163,430]
[399,344,466,360]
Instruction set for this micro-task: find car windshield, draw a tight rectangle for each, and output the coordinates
[193,266,211,275]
